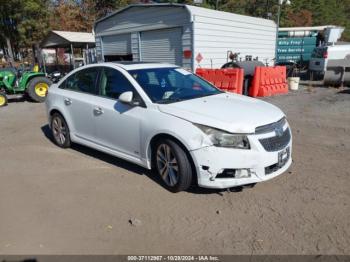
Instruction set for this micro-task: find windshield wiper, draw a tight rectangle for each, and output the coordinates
[156,92,221,104]
[195,93,219,98]
[156,97,188,104]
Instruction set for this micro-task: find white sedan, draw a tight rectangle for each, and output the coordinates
[45,62,292,192]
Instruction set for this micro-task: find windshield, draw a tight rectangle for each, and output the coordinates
[128,67,222,104]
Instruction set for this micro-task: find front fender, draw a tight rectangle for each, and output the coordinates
[19,72,46,89]
[141,112,212,168]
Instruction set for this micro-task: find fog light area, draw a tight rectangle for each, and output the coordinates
[235,169,251,178]
[215,168,251,179]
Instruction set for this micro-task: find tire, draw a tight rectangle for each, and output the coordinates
[153,138,193,192]
[51,113,71,148]
[0,93,8,107]
[27,76,52,102]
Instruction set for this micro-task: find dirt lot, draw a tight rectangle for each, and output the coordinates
[0,86,349,255]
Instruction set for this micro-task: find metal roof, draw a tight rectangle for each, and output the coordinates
[94,3,186,24]
[41,30,95,48]
[94,3,276,29]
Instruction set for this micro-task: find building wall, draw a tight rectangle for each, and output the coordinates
[94,6,192,68]
[189,5,277,69]
[94,5,277,70]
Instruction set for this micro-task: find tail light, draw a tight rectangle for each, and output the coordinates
[323,52,328,58]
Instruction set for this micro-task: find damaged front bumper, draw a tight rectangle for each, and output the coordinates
[190,130,292,189]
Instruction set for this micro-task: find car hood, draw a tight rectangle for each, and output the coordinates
[157,93,285,134]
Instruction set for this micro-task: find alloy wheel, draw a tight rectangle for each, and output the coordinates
[156,144,179,187]
[52,116,67,145]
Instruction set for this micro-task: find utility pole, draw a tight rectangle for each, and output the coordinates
[275,0,291,65]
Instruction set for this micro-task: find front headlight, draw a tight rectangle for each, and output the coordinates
[194,124,250,149]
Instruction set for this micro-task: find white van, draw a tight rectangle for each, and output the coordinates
[309,44,350,74]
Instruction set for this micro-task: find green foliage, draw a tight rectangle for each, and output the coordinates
[278,0,350,40]
[215,0,350,41]
[0,0,50,48]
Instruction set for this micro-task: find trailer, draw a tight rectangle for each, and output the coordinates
[94,4,277,71]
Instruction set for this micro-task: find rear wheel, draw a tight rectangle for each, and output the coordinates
[0,93,8,107]
[153,139,193,192]
[51,113,71,148]
[27,77,52,102]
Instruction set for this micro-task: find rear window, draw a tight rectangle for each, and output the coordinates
[311,47,327,58]
[59,68,99,95]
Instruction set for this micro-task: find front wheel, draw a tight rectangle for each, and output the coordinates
[153,139,193,192]
[0,93,8,107]
[27,77,52,102]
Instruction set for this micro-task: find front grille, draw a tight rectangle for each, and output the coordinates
[255,117,286,134]
[259,128,291,152]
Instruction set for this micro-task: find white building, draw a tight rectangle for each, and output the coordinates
[94,4,277,70]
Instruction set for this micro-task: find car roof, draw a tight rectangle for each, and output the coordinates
[98,62,178,70]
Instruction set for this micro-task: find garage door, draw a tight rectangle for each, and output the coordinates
[102,34,131,56]
[140,28,182,66]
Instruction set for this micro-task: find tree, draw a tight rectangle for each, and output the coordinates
[17,0,50,47]
[93,0,138,19]
[50,0,91,31]
[286,9,312,27]
[49,0,136,32]
[0,0,22,64]
[0,0,50,64]
[215,0,350,41]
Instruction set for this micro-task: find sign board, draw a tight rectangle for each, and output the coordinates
[278,37,316,46]
[196,53,203,63]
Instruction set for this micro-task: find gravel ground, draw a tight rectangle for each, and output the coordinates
[0,86,349,255]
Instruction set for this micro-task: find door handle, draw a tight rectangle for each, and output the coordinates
[64,98,72,105]
[93,107,104,115]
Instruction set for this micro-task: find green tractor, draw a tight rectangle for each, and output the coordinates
[0,67,52,107]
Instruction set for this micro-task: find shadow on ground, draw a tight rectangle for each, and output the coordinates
[338,88,350,94]
[7,96,26,104]
[40,124,233,195]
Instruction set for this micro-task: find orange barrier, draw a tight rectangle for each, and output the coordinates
[196,68,244,94]
[249,66,288,97]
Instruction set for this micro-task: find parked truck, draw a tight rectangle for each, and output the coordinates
[277,30,318,69]
[308,27,350,86]
[276,26,342,69]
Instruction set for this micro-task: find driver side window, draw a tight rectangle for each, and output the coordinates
[99,67,135,99]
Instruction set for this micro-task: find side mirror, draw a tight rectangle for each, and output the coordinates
[119,91,133,104]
